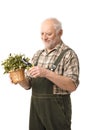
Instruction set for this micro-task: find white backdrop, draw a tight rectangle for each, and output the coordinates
[0,0,87,130]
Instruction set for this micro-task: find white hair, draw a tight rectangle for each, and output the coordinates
[43,18,62,33]
[53,19,62,33]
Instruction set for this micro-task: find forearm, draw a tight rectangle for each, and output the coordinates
[18,77,31,90]
[45,69,76,92]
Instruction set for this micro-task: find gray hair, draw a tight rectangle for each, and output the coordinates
[52,19,62,33]
[43,18,62,33]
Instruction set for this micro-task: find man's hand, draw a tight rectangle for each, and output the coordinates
[9,73,31,90]
[26,66,47,78]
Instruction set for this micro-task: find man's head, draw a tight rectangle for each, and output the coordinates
[41,18,63,50]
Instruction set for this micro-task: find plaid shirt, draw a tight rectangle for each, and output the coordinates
[31,40,79,94]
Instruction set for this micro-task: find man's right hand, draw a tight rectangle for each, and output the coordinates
[9,74,31,90]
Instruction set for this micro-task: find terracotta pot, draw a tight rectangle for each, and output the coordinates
[10,69,25,83]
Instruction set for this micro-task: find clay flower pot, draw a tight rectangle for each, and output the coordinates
[10,69,25,83]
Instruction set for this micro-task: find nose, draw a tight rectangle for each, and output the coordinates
[41,33,48,40]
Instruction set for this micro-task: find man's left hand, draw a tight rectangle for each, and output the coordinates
[26,66,47,78]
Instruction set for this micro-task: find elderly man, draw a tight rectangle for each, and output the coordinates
[13,18,79,130]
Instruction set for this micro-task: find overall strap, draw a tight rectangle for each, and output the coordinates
[34,48,71,71]
[50,48,71,71]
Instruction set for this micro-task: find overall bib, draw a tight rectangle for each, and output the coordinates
[29,49,71,130]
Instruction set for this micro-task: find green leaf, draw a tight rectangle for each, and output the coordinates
[1,53,31,74]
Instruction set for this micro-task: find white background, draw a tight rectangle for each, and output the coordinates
[0,0,87,130]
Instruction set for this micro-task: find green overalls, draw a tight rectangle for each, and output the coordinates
[29,49,72,130]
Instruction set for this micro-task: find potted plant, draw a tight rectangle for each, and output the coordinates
[1,53,32,83]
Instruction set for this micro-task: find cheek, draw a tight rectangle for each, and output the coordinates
[48,35,56,40]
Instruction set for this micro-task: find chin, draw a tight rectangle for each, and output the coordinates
[43,41,55,49]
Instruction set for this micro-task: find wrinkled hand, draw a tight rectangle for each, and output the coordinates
[26,66,47,78]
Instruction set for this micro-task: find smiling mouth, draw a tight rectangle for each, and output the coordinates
[44,40,51,43]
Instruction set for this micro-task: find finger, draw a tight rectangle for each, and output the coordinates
[29,66,36,71]
[26,68,35,77]
[29,69,39,76]
[31,73,39,78]
[27,69,33,76]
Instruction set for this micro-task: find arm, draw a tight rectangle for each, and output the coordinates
[10,73,31,90]
[28,66,76,92]
[18,77,31,90]
[45,69,76,92]
[28,50,79,92]
[45,50,79,92]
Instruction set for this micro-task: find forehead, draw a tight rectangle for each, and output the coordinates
[41,21,56,33]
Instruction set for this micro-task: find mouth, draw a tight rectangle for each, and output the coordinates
[43,40,51,43]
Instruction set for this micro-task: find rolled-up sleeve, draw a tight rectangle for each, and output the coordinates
[63,50,80,87]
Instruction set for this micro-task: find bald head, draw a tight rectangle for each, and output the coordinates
[41,18,62,33]
[41,18,63,51]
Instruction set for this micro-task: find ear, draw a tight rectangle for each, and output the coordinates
[58,29,63,37]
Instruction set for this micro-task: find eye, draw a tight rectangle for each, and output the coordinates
[41,32,44,36]
[47,33,52,36]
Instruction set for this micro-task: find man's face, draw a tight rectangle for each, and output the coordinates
[41,21,58,50]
